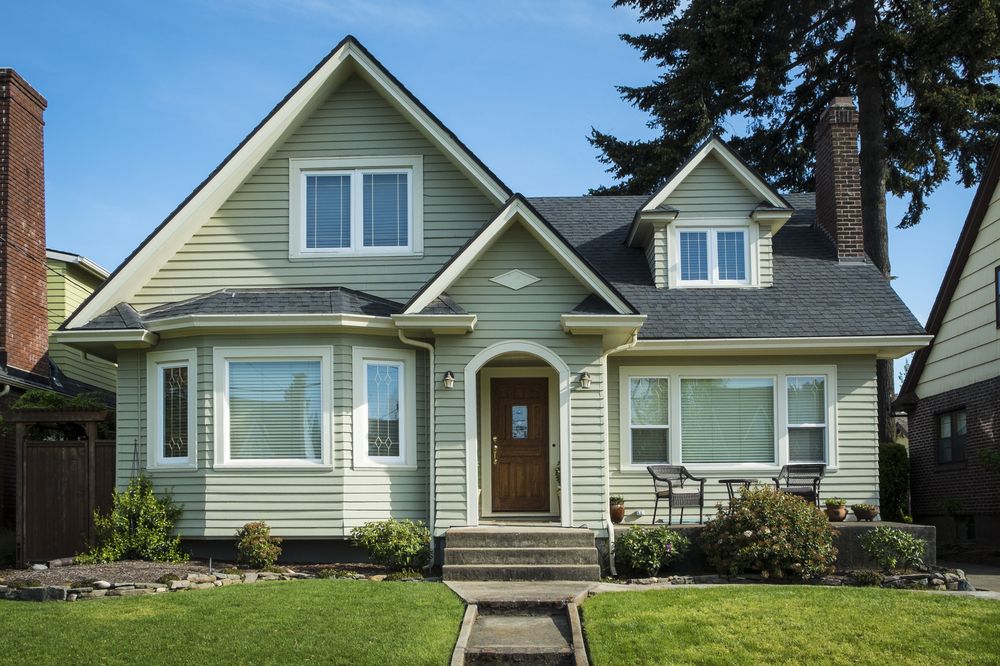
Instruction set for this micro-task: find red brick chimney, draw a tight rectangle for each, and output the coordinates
[0,69,49,379]
[814,96,866,262]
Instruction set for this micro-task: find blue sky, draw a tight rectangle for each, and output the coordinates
[1,0,975,337]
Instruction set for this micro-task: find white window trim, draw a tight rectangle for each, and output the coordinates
[212,346,333,469]
[668,217,759,288]
[619,374,671,471]
[289,156,423,258]
[146,349,198,470]
[786,374,829,464]
[619,364,838,473]
[352,346,417,470]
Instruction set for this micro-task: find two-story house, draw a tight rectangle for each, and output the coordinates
[55,37,929,563]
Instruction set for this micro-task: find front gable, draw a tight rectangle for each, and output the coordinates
[64,36,510,329]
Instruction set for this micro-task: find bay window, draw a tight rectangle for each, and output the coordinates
[147,349,197,468]
[353,347,417,468]
[213,347,333,468]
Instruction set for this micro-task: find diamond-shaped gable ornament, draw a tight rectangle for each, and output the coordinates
[490,269,540,290]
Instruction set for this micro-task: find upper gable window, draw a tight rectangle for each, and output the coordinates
[678,228,749,285]
[289,156,423,258]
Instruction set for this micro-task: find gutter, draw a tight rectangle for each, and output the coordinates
[397,330,437,567]
[600,331,639,576]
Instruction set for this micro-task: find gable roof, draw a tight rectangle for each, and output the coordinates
[404,194,638,316]
[62,35,511,331]
[897,139,1000,407]
[626,135,792,246]
[531,192,926,340]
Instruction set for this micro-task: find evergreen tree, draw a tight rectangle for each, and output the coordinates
[592,0,1000,440]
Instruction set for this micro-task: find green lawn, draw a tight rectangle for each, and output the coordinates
[583,587,1000,666]
[0,580,464,666]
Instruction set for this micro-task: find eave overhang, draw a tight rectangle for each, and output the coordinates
[391,313,477,334]
[560,314,647,350]
[50,329,159,363]
[619,335,933,359]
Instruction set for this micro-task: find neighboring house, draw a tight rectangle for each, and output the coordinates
[0,69,117,528]
[54,37,928,557]
[898,140,1000,547]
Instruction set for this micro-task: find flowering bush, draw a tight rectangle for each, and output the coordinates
[701,487,837,580]
[859,526,926,572]
[614,525,691,576]
[352,519,431,570]
[235,521,282,569]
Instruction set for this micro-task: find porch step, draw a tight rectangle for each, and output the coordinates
[443,564,601,582]
[446,547,598,566]
[464,611,575,665]
[446,527,596,549]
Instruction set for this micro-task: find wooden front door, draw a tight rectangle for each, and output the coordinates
[490,377,550,512]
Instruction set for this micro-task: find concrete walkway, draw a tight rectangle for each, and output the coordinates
[939,561,1000,592]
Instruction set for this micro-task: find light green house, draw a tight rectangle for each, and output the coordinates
[55,37,929,558]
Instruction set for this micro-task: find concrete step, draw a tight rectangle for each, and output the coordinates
[443,564,601,582]
[446,527,595,549]
[465,612,574,665]
[445,547,599,566]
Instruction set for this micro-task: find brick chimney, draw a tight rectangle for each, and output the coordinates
[814,96,866,262]
[0,69,49,378]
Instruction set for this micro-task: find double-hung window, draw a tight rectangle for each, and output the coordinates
[938,410,967,463]
[289,157,423,257]
[214,347,333,468]
[626,377,670,465]
[677,228,750,285]
[147,349,197,469]
[787,376,827,462]
[353,347,417,468]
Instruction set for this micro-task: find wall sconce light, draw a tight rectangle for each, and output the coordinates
[579,371,592,390]
[442,370,456,389]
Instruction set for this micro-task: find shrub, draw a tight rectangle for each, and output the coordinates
[351,519,431,571]
[609,495,625,505]
[235,521,282,569]
[879,442,910,521]
[76,476,185,564]
[825,497,846,507]
[614,525,691,577]
[384,568,424,581]
[851,569,884,586]
[859,526,926,572]
[701,486,837,580]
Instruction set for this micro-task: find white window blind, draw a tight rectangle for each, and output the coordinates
[363,172,408,247]
[629,377,670,464]
[305,173,351,249]
[681,377,775,463]
[787,376,827,462]
[679,231,709,281]
[227,360,322,460]
[716,230,746,281]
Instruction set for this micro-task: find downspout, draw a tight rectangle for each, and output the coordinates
[0,385,10,399]
[397,330,437,566]
[600,331,638,576]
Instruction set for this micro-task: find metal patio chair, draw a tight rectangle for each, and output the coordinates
[647,465,706,525]
[772,464,826,506]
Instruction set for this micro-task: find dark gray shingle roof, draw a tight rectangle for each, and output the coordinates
[82,287,402,329]
[528,193,924,339]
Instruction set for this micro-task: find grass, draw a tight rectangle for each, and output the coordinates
[583,586,1000,666]
[0,579,464,665]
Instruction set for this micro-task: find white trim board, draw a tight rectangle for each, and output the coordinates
[64,37,509,330]
[406,197,633,315]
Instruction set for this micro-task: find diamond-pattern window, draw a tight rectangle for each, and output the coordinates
[162,366,189,459]
[367,362,401,458]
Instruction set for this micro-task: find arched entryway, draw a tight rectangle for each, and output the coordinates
[463,341,572,527]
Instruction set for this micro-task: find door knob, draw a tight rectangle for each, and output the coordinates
[492,437,499,465]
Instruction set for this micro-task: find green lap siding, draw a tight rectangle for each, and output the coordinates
[131,73,499,310]
[116,333,429,538]
[431,222,608,534]
[607,354,879,523]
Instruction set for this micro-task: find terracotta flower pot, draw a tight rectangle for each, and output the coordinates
[826,505,848,522]
[610,503,626,524]
[853,506,880,522]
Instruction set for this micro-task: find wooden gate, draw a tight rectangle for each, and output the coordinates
[7,410,114,564]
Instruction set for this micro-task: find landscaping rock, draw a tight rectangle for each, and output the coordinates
[67,593,78,602]
[18,587,46,602]
[108,588,152,597]
[30,564,48,571]
[45,586,68,601]
[155,587,167,593]
[958,580,975,592]
[47,557,75,568]
[70,586,93,593]
[243,572,258,584]
[190,582,215,590]
[169,580,190,590]
[80,590,107,599]
[134,583,161,589]
[822,577,842,586]
[93,580,111,589]
[186,573,215,584]
[369,574,387,582]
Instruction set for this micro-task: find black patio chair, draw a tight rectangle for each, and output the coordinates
[772,464,826,506]
[647,465,706,525]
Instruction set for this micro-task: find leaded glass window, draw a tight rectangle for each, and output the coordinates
[366,361,402,458]
[162,366,189,459]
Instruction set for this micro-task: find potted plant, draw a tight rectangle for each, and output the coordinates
[610,495,626,524]
[825,497,848,522]
[852,503,880,522]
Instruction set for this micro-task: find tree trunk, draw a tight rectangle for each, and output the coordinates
[854,0,894,443]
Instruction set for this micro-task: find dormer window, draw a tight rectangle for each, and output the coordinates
[678,228,749,286]
[288,156,424,258]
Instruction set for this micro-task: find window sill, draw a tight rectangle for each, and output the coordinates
[213,461,333,471]
[147,462,198,472]
[352,462,418,471]
[289,249,423,260]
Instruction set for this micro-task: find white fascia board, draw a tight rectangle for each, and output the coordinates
[406,199,633,316]
[620,335,933,359]
[147,313,397,333]
[642,137,789,213]
[65,40,508,330]
[750,208,794,235]
[560,314,647,334]
[46,250,110,279]
[51,329,159,347]
[391,313,477,333]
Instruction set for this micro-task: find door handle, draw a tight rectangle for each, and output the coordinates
[492,437,499,465]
